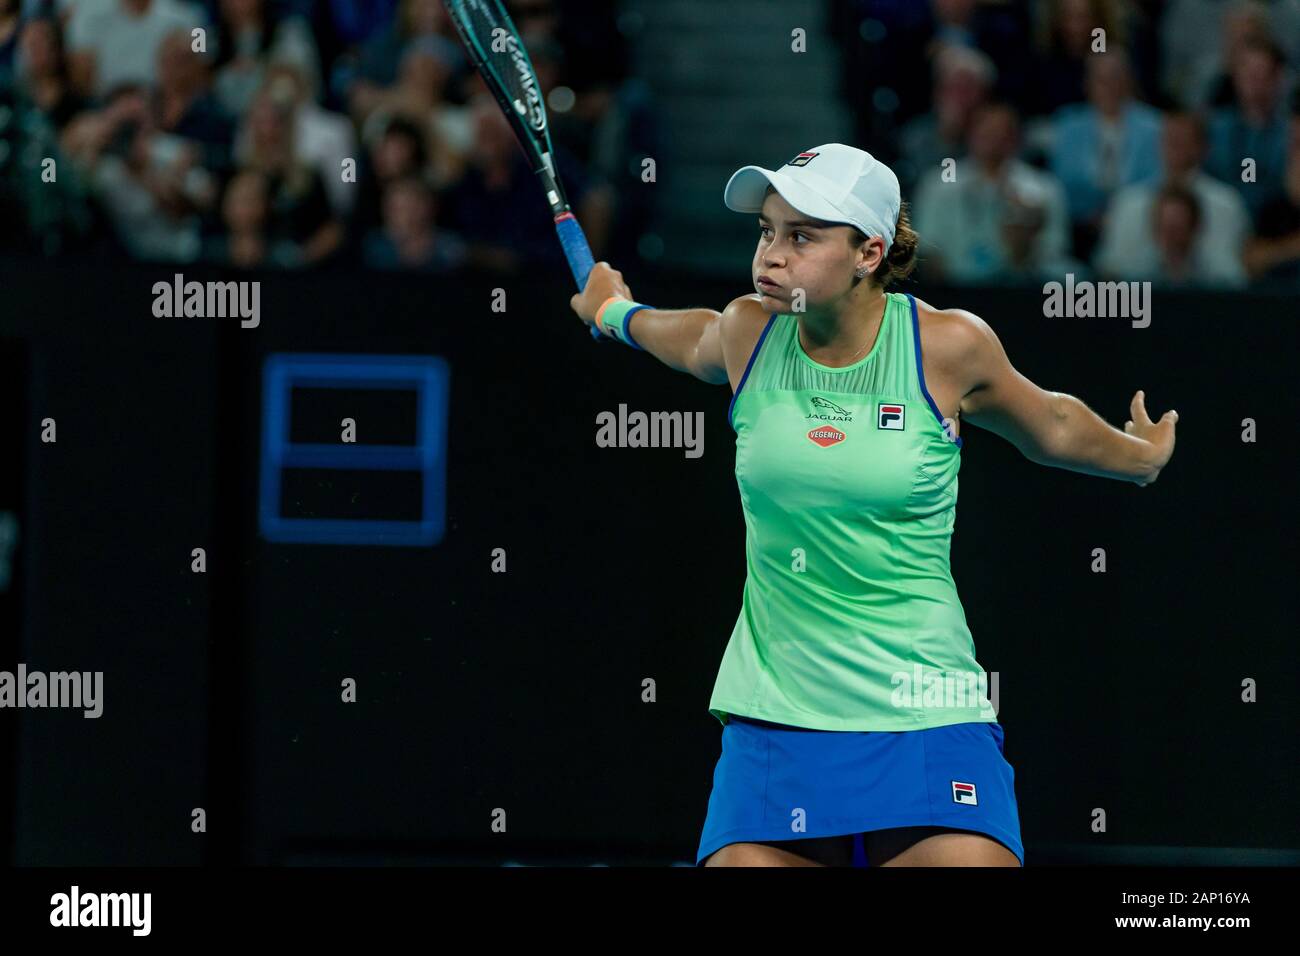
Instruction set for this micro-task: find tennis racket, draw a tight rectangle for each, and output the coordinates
[443,0,604,341]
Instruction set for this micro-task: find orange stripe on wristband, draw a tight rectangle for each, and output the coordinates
[594,295,627,333]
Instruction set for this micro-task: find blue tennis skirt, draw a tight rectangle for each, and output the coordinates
[697,715,1024,866]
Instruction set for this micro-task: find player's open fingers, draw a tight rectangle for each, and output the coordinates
[1131,389,1153,425]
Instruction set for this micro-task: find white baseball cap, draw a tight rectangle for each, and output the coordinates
[723,144,902,252]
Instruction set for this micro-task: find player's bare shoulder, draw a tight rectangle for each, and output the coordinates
[908,295,990,390]
[718,293,772,392]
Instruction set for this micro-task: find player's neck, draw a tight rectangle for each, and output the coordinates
[797,289,887,365]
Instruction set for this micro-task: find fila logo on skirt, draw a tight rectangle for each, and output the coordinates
[878,402,905,430]
[951,781,978,805]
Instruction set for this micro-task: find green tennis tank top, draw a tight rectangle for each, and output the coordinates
[708,291,996,731]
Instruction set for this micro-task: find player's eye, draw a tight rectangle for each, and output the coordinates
[758,225,808,244]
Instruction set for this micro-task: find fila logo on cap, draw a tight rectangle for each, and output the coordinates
[787,151,819,167]
[878,403,905,430]
[951,781,978,805]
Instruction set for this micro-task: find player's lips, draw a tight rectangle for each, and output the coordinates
[756,276,781,290]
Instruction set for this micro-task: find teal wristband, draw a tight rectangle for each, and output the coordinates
[599,299,648,350]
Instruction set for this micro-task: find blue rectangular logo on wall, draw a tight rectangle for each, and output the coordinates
[258,354,450,546]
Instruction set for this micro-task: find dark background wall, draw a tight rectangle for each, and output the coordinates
[1,258,1296,865]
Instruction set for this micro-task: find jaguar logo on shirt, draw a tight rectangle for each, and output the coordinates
[807,396,853,422]
[807,425,846,447]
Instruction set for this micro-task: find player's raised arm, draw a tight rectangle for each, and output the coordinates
[951,306,1178,486]
[569,262,732,384]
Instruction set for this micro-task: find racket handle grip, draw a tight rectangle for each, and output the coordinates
[555,212,604,342]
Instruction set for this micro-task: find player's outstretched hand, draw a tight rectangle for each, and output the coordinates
[1124,389,1177,487]
[570,262,632,331]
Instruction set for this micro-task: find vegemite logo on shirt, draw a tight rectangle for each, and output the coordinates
[877,402,905,430]
[787,151,819,167]
[807,425,845,447]
[807,396,853,422]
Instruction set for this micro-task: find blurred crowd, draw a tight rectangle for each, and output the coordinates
[2,0,1297,289]
[0,0,657,273]
[840,0,1300,288]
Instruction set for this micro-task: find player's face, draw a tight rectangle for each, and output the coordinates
[753,191,859,310]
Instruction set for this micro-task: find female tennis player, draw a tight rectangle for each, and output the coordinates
[569,143,1177,867]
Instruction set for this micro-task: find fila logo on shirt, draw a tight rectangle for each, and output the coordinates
[878,402,905,430]
[951,781,978,806]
